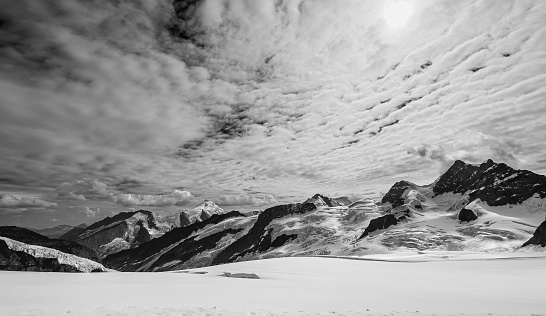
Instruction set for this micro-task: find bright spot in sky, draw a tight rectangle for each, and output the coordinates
[383,1,414,28]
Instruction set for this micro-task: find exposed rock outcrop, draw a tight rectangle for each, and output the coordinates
[358,207,411,239]
[458,208,478,222]
[522,219,546,247]
[223,272,260,279]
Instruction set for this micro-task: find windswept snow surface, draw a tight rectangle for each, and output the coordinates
[1,254,546,316]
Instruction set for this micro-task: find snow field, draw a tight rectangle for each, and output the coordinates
[1,254,545,316]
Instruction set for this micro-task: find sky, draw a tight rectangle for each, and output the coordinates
[0,0,545,228]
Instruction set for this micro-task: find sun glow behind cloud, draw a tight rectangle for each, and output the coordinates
[383,1,414,28]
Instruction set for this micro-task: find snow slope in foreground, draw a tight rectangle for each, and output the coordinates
[1,253,545,316]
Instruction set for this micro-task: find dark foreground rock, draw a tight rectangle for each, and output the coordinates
[0,239,80,272]
[458,208,478,222]
[0,226,99,262]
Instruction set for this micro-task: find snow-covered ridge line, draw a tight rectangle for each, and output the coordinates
[0,237,109,273]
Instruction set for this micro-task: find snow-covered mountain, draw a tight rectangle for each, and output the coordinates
[363,159,546,249]
[60,201,227,258]
[103,197,377,271]
[0,236,108,272]
[102,159,546,271]
[60,210,178,257]
[179,200,227,226]
[103,210,252,271]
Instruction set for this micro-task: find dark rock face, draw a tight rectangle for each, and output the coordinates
[0,226,99,262]
[381,181,415,208]
[434,159,546,206]
[212,203,316,265]
[522,220,546,247]
[133,221,151,246]
[149,228,244,272]
[380,160,546,211]
[103,211,246,271]
[179,212,192,227]
[59,225,87,241]
[200,210,211,221]
[358,207,412,240]
[0,239,80,272]
[458,208,478,222]
[77,221,129,254]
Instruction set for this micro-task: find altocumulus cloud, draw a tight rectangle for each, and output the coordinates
[56,178,109,200]
[0,0,223,190]
[1,0,546,220]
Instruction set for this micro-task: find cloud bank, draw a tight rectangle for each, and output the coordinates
[0,194,57,209]
[109,189,197,207]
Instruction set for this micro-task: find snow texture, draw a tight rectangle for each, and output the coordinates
[1,254,545,315]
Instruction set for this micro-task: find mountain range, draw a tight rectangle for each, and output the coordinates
[59,200,228,258]
[27,224,87,239]
[2,159,546,272]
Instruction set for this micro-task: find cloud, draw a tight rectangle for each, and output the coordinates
[80,207,100,218]
[109,189,198,207]
[56,178,109,200]
[0,0,212,190]
[0,194,57,208]
[213,194,277,207]
[408,132,524,169]
[1,0,546,229]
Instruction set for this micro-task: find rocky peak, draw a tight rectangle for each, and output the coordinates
[381,180,416,208]
[304,194,340,207]
[433,159,546,206]
[194,200,223,213]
